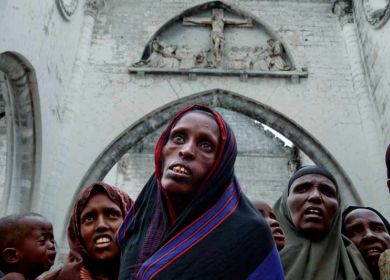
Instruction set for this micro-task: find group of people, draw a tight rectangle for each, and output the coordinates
[0,104,389,280]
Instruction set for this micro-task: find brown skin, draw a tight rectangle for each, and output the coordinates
[161,111,220,215]
[253,201,285,251]
[287,174,339,240]
[343,209,390,280]
[1,216,56,280]
[387,179,390,193]
[80,193,123,262]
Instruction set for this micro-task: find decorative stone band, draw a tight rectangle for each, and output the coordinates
[56,0,79,20]
[363,0,390,29]
[128,67,308,83]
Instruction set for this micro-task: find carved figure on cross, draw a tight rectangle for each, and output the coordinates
[183,8,252,67]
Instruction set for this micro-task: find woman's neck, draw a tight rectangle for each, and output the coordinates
[85,257,120,280]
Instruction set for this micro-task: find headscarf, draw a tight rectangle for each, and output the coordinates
[342,206,390,280]
[386,145,390,179]
[342,206,390,234]
[42,182,132,280]
[117,104,284,280]
[274,165,372,280]
[386,144,390,192]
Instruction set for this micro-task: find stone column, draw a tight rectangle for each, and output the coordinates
[40,0,106,254]
[65,0,106,120]
[333,0,384,202]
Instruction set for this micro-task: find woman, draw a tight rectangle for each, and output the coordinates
[117,104,284,280]
[342,206,390,280]
[43,182,132,280]
[274,165,372,280]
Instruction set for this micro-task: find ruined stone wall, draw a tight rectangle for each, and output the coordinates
[353,0,390,152]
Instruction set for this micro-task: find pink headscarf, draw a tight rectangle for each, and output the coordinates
[42,182,132,280]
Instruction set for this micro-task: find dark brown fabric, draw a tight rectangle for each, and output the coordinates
[42,182,132,280]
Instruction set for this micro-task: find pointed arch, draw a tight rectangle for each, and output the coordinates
[77,89,360,204]
[139,0,298,70]
[0,52,41,215]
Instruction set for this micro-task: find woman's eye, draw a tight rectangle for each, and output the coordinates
[109,211,120,219]
[82,215,94,223]
[172,134,185,144]
[373,225,385,232]
[295,185,308,193]
[199,141,213,151]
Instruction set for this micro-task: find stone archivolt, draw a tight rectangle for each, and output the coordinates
[56,0,79,20]
[363,0,390,28]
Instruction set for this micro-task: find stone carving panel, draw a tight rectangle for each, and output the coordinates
[56,0,79,20]
[129,2,306,80]
[363,0,390,28]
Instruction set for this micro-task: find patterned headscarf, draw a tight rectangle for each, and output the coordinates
[42,182,132,280]
[118,104,284,280]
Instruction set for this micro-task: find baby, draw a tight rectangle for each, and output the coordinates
[0,213,56,280]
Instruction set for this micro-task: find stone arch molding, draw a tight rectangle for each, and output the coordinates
[77,89,361,210]
[130,1,307,80]
[0,52,41,215]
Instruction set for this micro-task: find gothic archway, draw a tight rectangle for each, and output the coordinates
[0,52,41,215]
[76,89,360,203]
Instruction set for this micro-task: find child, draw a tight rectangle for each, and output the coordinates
[0,213,56,280]
[253,200,285,251]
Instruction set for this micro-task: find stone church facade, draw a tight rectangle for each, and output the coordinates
[0,0,389,253]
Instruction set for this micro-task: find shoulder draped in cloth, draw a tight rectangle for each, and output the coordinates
[274,165,372,280]
[41,182,133,280]
[117,104,284,280]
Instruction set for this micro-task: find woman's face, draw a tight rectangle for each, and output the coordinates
[80,193,123,261]
[287,174,339,239]
[343,209,390,271]
[161,111,220,198]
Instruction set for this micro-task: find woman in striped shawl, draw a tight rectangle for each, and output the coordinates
[117,104,284,280]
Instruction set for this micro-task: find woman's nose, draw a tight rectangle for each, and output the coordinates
[307,188,322,203]
[179,141,195,159]
[96,215,109,231]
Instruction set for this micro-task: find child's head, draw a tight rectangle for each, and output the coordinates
[0,213,56,280]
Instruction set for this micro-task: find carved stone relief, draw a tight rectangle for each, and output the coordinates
[363,0,390,28]
[129,2,307,80]
[56,0,79,20]
[132,38,291,72]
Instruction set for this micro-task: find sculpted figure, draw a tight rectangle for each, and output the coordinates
[251,46,269,71]
[132,40,179,69]
[226,46,251,70]
[183,8,252,68]
[176,45,195,69]
[266,39,291,71]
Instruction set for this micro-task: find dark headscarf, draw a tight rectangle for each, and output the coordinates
[42,182,132,280]
[342,206,390,234]
[117,104,284,280]
[386,144,390,179]
[275,165,372,280]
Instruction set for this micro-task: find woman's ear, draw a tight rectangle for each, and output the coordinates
[2,247,20,264]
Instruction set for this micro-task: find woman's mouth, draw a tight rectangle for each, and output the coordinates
[94,236,112,249]
[172,165,190,175]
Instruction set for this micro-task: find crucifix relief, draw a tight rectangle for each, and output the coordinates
[183,8,253,67]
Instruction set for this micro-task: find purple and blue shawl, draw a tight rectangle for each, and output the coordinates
[117,104,284,280]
